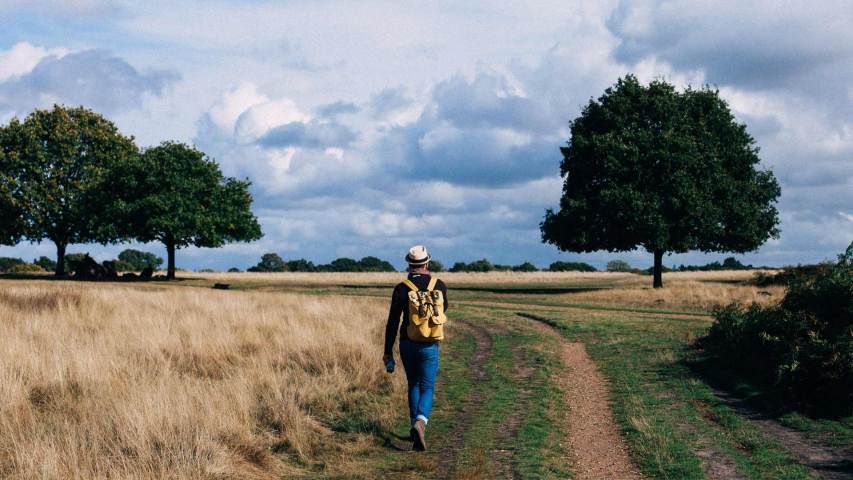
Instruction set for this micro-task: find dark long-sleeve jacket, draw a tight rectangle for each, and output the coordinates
[383,273,449,355]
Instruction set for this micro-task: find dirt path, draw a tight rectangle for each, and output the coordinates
[435,319,492,479]
[490,340,535,479]
[520,314,643,480]
[712,388,853,480]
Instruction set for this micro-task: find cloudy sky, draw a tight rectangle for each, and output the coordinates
[0,0,851,270]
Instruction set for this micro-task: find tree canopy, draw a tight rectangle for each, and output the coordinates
[0,105,137,275]
[117,249,163,271]
[606,260,634,272]
[248,253,286,272]
[0,142,26,246]
[548,261,596,272]
[107,141,262,279]
[541,75,781,287]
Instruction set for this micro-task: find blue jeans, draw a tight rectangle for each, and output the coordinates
[399,339,439,426]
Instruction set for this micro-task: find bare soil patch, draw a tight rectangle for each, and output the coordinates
[521,316,643,480]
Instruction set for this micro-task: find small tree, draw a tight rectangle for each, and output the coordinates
[118,249,163,271]
[33,256,57,272]
[449,262,468,272]
[249,253,286,272]
[359,256,396,272]
[1,106,137,275]
[107,142,262,279]
[322,258,360,272]
[548,261,596,272]
[429,260,444,272]
[513,262,539,272]
[286,259,317,272]
[0,257,25,272]
[466,259,494,272]
[606,260,633,272]
[542,76,780,288]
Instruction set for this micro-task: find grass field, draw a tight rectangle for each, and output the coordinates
[1,271,850,479]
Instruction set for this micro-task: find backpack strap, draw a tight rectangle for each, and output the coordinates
[402,279,419,292]
[426,277,438,291]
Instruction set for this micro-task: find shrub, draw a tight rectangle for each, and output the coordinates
[248,253,286,272]
[449,262,467,272]
[0,257,25,272]
[319,258,360,272]
[227,267,241,273]
[701,242,853,414]
[606,260,633,272]
[118,249,164,271]
[7,263,45,273]
[548,261,596,272]
[675,257,753,272]
[111,259,136,272]
[357,256,396,272]
[450,258,496,272]
[466,259,493,272]
[64,253,89,273]
[313,257,396,272]
[752,262,833,286]
[428,260,444,272]
[512,262,539,272]
[286,259,317,272]
[33,256,57,272]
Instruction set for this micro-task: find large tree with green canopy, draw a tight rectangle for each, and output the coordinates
[541,75,781,288]
[0,105,137,276]
[106,141,262,279]
[0,137,26,248]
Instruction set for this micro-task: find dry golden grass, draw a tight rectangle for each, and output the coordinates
[0,282,404,479]
[565,279,784,312]
[0,269,782,478]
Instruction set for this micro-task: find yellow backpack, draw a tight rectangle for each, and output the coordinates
[403,277,447,342]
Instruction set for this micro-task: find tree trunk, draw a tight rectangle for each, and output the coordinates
[166,239,176,280]
[653,249,664,289]
[55,241,66,277]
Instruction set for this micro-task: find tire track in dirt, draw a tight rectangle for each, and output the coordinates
[711,388,853,480]
[518,314,643,480]
[435,319,492,479]
[673,407,747,480]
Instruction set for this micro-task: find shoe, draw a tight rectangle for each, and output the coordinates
[412,419,427,451]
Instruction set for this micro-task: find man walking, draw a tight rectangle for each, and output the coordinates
[384,245,449,451]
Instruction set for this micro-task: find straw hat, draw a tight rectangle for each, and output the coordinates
[405,245,431,266]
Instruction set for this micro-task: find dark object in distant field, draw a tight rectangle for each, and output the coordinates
[213,283,230,290]
[69,254,106,280]
[122,272,138,279]
[101,261,119,279]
